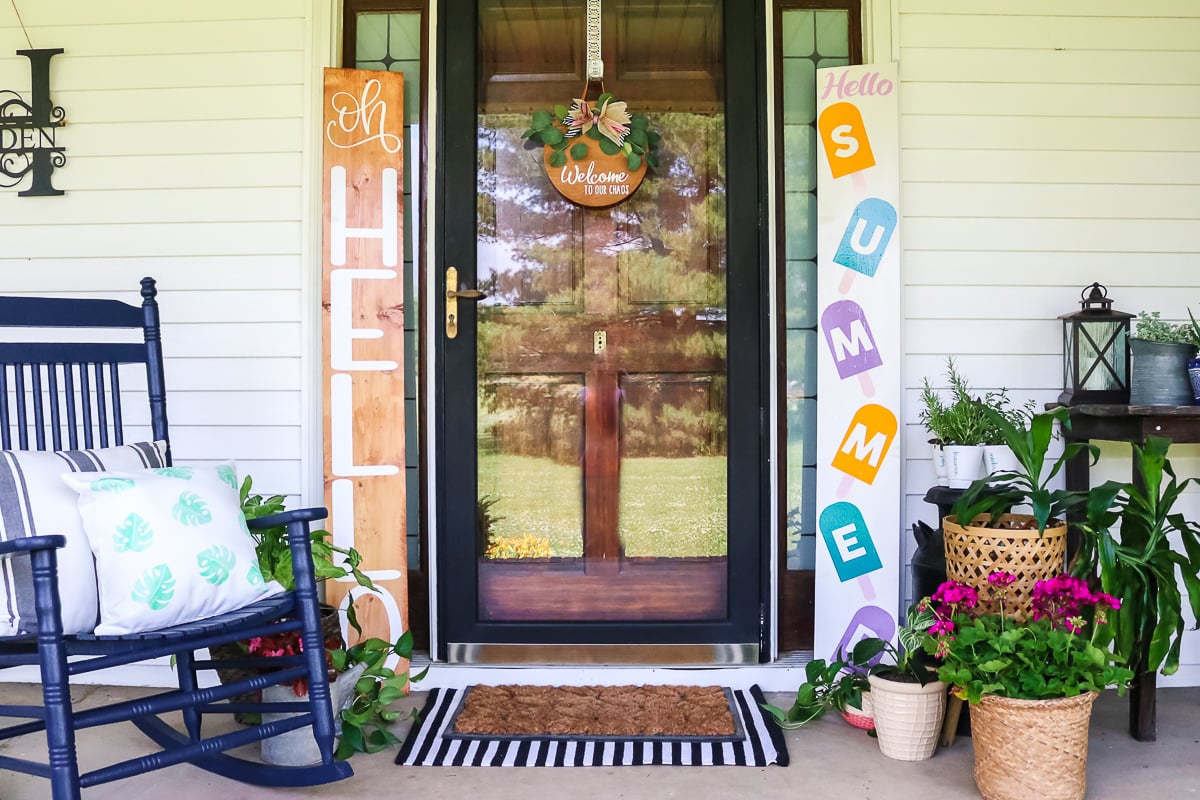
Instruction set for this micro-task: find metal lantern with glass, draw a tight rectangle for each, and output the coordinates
[1059,282,1133,406]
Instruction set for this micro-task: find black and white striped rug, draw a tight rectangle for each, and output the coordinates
[395,685,788,767]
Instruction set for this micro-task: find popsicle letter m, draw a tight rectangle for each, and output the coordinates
[831,404,897,484]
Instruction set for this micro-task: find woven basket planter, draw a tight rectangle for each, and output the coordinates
[867,674,946,761]
[942,513,1066,618]
[971,692,1098,800]
[839,690,875,731]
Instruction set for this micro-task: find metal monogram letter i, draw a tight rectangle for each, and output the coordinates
[0,48,67,196]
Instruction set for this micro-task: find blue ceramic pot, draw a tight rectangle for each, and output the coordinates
[1189,357,1200,405]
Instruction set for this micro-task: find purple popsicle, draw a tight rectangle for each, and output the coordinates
[821,299,882,396]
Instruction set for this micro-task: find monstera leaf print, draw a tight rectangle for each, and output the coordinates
[132,564,176,610]
[91,477,135,493]
[154,466,194,479]
[216,464,238,491]
[246,563,265,588]
[197,545,236,585]
[113,512,153,552]
[173,492,213,526]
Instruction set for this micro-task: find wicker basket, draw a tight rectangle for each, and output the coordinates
[942,513,1066,617]
[971,692,1098,800]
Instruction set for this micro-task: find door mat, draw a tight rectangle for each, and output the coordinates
[396,685,788,767]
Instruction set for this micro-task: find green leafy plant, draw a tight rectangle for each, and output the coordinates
[760,655,869,729]
[763,608,939,730]
[950,406,1099,534]
[239,476,427,758]
[1071,435,1200,678]
[919,357,990,446]
[330,631,428,758]
[522,93,661,172]
[1134,311,1193,345]
[240,476,375,601]
[923,572,1133,704]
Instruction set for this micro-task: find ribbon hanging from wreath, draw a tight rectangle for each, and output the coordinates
[519,0,661,207]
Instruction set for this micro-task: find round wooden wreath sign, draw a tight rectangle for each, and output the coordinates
[523,92,660,209]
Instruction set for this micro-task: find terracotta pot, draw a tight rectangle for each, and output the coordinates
[867,674,946,761]
[942,513,1066,618]
[971,692,1097,800]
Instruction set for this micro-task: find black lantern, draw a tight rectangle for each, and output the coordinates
[1059,282,1133,406]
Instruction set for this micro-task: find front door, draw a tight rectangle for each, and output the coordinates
[436,0,766,661]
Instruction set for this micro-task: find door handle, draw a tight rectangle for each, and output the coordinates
[445,266,488,339]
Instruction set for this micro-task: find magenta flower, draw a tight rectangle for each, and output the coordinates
[987,571,1016,587]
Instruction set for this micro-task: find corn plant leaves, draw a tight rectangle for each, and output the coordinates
[113,512,153,552]
[173,492,212,526]
[132,564,175,610]
[197,545,235,585]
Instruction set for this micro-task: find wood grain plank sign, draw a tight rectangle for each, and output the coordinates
[321,68,408,668]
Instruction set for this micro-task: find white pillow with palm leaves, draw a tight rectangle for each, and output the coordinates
[61,463,281,635]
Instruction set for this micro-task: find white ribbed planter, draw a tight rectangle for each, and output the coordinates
[868,674,947,761]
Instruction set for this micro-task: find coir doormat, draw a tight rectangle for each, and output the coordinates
[396,684,788,767]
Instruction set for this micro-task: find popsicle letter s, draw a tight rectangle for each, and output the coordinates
[818,102,875,179]
[833,198,897,278]
[832,404,898,485]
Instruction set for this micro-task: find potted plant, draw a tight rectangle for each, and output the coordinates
[979,388,1035,476]
[222,477,425,759]
[947,405,1099,616]
[1130,310,1197,406]
[1071,435,1200,739]
[761,654,872,730]
[919,358,990,488]
[854,607,947,761]
[923,572,1133,800]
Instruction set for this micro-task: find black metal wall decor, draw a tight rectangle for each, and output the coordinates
[1,48,66,197]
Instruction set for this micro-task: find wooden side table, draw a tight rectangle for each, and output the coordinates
[1059,403,1200,742]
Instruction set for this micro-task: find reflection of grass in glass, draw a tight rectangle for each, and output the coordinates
[479,453,584,557]
[620,457,726,557]
[477,454,727,558]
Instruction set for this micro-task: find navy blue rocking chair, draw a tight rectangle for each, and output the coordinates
[0,278,352,798]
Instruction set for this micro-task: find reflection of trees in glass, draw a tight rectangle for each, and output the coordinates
[477,112,726,311]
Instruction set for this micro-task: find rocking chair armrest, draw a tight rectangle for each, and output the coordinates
[0,534,67,558]
[246,507,330,531]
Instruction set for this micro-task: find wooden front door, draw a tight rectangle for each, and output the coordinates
[435,0,767,660]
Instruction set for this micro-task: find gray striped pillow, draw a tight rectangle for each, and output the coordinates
[0,441,168,636]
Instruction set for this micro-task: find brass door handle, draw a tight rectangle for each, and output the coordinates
[445,266,488,339]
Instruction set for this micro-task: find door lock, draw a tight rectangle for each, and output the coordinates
[445,266,489,339]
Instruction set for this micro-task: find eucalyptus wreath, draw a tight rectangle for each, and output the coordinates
[522,92,661,172]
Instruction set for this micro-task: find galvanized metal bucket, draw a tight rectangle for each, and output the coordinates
[1129,338,1196,406]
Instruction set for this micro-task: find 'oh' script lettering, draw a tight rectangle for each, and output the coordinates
[326,78,403,153]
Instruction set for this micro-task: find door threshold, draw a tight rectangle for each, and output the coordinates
[445,642,759,665]
[412,651,814,693]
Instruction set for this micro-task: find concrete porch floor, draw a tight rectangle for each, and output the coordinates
[1,682,1198,799]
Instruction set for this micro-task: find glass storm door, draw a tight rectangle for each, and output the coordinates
[436,0,766,660]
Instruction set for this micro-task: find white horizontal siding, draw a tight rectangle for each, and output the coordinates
[899,0,1200,681]
[0,0,313,508]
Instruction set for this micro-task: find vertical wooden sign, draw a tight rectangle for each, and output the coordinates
[321,68,408,664]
